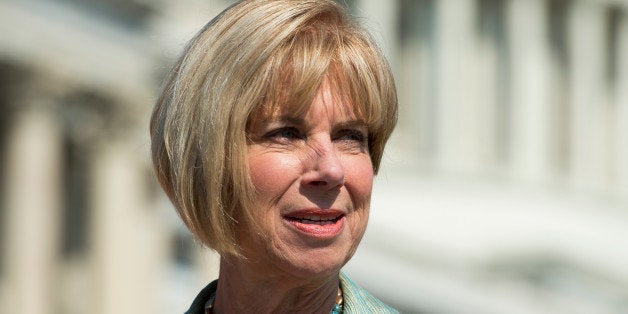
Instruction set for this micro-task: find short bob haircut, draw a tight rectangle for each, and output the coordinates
[150,0,397,256]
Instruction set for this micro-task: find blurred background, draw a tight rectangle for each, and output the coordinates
[1,0,627,313]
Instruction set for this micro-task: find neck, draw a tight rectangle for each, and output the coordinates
[213,257,340,314]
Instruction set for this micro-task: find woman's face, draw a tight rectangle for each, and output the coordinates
[243,81,373,280]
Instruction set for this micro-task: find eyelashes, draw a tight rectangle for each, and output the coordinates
[335,129,367,144]
[262,126,368,147]
[265,127,303,141]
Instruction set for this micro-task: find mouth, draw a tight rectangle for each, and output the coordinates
[285,215,343,225]
[283,209,345,239]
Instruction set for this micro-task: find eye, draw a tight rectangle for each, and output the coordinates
[335,129,367,145]
[266,127,303,141]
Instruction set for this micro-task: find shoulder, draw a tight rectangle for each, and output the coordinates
[340,273,399,313]
[185,279,218,314]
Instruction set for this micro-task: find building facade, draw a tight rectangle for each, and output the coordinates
[1,0,627,313]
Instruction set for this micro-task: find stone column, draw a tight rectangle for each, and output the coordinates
[568,1,611,190]
[434,0,483,173]
[396,1,436,167]
[3,108,62,314]
[615,11,628,196]
[507,0,552,182]
[91,141,168,314]
[354,0,400,70]
[477,0,508,170]
[352,0,404,170]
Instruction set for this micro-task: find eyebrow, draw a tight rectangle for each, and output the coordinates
[334,120,367,129]
[271,115,367,129]
[272,115,305,125]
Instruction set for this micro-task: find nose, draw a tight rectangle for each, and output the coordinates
[301,140,345,189]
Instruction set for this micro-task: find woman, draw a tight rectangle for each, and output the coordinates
[150,0,398,312]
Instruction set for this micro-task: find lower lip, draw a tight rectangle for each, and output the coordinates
[284,216,345,239]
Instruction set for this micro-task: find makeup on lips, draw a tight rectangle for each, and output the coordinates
[283,209,345,239]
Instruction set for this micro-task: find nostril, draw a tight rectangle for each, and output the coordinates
[301,143,345,188]
[301,170,344,189]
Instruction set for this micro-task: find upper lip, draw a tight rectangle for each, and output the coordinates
[283,208,345,220]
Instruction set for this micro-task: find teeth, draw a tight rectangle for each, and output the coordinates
[300,216,333,222]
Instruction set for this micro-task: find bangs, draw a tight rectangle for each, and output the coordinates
[246,22,389,135]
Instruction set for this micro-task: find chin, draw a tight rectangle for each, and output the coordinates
[275,241,359,281]
[281,255,344,280]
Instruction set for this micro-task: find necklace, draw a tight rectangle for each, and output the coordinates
[204,286,343,314]
[331,286,344,314]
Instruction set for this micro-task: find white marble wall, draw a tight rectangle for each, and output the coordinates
[3,108,62,314]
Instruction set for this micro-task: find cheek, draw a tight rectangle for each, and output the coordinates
[248,153,302,200]
[344,156,374,206]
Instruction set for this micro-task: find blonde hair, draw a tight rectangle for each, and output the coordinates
[150,0,397,256]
